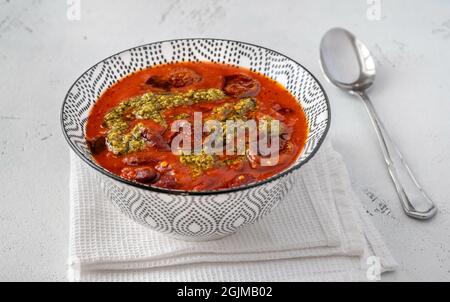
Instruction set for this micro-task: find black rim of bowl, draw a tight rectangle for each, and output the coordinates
[61,38,331,196]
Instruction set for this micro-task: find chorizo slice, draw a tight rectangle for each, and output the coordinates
[154,174,180,189]
[87,136,106,155]
[145,76,171,90]
[223,74,260,98]
[146,68,201,90]
[167,68,201,88]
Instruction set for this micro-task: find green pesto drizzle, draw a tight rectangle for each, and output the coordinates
[104,89,225,155]
[101,88,279,177]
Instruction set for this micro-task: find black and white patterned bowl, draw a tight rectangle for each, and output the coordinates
[61,38,330,241]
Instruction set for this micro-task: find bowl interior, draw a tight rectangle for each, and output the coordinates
[61,38,330,195]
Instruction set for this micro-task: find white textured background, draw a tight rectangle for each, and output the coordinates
[0,0,449,281]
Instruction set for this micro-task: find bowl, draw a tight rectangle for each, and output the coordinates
[61,38,330,241]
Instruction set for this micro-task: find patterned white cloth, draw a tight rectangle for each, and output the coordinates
[68,142,397,281]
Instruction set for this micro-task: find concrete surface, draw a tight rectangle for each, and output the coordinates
[0,0,449,281]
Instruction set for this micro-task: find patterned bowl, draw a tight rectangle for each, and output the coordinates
[61,38,330,241]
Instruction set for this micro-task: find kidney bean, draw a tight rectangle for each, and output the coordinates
[121,167,159,184]
[135,167,159,183]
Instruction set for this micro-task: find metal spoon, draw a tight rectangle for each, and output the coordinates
[319,27,437,220]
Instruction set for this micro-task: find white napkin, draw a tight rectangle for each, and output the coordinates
[68,142,397,282]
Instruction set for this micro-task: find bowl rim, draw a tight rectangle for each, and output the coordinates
[61,38,331,196]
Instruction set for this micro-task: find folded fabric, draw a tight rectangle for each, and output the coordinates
[68,142,397,281]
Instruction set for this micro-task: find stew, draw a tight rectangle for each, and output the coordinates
[86,62,308,191]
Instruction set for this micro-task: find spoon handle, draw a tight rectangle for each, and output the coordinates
[356,91,437,220]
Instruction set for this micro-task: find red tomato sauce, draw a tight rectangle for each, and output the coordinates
[86,62,308,191]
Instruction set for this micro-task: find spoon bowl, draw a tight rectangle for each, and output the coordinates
[319,28,437,220]
[320,28,376,92]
